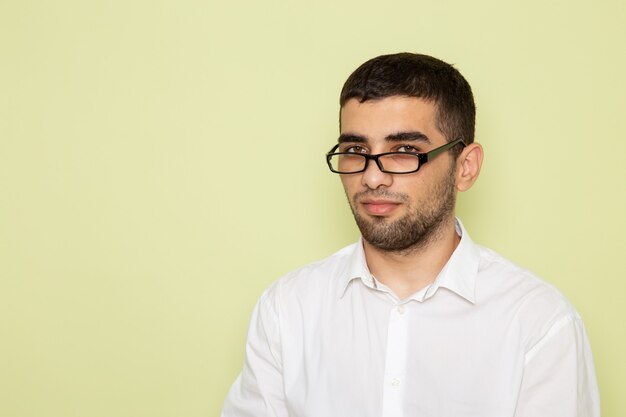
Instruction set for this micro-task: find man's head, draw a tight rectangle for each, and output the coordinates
[335,53,482,254]
[340,52,475,158]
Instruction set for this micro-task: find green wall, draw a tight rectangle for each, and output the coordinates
[1,0,624,416]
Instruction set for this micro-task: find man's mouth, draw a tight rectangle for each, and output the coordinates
[360,199,401,216]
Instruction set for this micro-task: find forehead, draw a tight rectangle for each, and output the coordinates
[340,96,441,141]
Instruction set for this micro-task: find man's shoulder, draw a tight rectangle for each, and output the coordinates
[264,242,357,301]
[475,244,581,337]
[476,245,570,301]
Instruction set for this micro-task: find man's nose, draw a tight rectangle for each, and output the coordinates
[361,158,393,189]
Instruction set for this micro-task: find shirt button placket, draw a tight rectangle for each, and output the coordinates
[381,303,409,417]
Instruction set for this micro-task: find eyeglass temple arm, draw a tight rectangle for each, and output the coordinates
[423,138,466,162]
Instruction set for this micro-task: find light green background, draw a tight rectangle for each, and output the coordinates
[1,0,624,416]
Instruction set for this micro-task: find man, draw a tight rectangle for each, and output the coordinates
[221,53,600,417]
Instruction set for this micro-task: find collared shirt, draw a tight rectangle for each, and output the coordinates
[221,220,600,417]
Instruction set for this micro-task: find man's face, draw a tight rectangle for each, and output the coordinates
[339,96,458,253]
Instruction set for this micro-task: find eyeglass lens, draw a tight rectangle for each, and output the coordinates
[329,153,420,174]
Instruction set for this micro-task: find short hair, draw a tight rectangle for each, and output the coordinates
[340,53,475,155]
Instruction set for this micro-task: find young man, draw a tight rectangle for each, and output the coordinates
[221,53,600,417]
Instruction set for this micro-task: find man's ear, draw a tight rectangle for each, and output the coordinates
[456,143,483,192]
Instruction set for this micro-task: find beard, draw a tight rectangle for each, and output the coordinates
[347,167,457,254]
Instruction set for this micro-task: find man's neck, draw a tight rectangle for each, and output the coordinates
[363,217,461,300]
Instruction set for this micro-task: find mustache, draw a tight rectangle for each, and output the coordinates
[353,189,409,203]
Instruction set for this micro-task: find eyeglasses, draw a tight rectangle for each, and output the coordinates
[326,138,466,174]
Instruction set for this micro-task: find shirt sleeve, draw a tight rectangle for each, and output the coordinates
[221,290,288,417]
[514,314,600,417]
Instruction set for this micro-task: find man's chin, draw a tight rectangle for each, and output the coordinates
[355,219,405,246]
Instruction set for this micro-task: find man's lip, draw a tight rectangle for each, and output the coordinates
[360,199,400,205]
[360,200,401,215]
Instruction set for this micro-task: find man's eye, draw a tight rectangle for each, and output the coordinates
[396,145,419,153]
[344,145,367,154]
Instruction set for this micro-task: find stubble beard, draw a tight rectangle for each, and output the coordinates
[348,168,457,255]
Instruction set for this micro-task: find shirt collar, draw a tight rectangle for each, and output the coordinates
[342,237,375,291]
[338,218,480,303]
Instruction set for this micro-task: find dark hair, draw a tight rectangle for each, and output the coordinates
[340,53,475,155]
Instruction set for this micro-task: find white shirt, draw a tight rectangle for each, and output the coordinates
[221,220,600,417]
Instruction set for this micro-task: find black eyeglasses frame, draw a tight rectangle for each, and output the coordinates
[325,138,466,174]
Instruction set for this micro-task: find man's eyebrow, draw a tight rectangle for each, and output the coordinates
[385,131,431,143]
[338,134,367,143]
[337,131,432,144]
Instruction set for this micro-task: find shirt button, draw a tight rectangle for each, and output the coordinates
[397,304,406,314]
[391,378,401,387]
